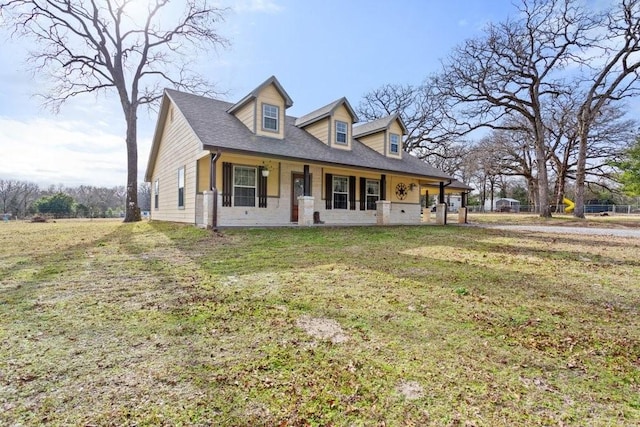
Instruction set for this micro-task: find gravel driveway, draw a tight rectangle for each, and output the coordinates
[479,224,640,238]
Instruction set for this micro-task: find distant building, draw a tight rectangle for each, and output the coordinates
[484,198,521,212]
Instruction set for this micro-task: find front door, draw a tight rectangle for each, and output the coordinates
[291,173,305,222]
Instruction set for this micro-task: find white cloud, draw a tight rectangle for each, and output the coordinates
[233,0,283,14]
[0,116,150,188]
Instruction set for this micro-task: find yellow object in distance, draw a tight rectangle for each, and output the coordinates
[563,197,575,213]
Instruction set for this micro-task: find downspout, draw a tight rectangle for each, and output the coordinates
[438,179,452,203]
[210,150,221,230]
[439,179,452,225]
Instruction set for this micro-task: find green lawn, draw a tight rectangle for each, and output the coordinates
[1,219,639,426]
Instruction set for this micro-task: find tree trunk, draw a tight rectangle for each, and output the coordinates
[554,166,567,214]
[124,106,141,222]
[527,174,539,213]
[481,176,487,213]
[534,131,551,218]
[490,179,495,212]
[574,125,588,219]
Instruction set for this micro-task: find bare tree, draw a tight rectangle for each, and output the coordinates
[0,179,16,214]
[68,184,128,217]
[137,182,151,212]
[476,125,540,210]
[573,0,640,217]
[0,179,41,218]
[0,0,228,222]
[435,0,599,217]
[357,81,468,173]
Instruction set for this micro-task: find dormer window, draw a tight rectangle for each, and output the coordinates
[263,104,279,131]
[390,133,400,154]
[336,121,348,144]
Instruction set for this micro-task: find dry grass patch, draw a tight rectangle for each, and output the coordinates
[469,212,640,228]
[1,220,639,426]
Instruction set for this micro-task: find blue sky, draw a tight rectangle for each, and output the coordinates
[0,0,516,187]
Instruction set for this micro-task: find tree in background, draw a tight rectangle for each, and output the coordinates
[357,82,467,175]
[67,185,126,217]
[35,192,74,218]
[137,183,151,212]
[546,98,636,211]
[435,0,599,218]
[573,0,640,217]
[614,137,640,196]
[0,0,228,222]
[0,179,41,218]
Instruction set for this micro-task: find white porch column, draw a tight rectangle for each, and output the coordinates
[458,207,468,224]
[436,203,447,225]
[202,190,214,228]
[376,200,391,225]
[298,196,315,226]
[422,208,431,223]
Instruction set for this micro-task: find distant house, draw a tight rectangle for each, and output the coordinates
[484,198,521,213]
[145,76,471,227]
[428,193,466,212]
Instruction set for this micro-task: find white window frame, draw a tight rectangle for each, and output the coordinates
[333,176,348,209]
[233,166,257,207]
[366,179,380,210]
[390,133,400,154]
[262,104,279,132]
[177,167,185,208]
[336,121,348,145]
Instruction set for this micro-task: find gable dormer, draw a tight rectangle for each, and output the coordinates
[227,76,293,140]
[353,113,408,159]
[295,97,358,150]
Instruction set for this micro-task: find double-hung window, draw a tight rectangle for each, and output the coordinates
[389,133,400,154]
[234,166,256,207]
[336,121,348,144]
[154,179,159,209]
[263,104,279,131]
[333,176,348,209]
[177,167,185,208]
[366,180,380,210]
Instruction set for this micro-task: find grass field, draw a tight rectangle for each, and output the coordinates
[1,219,639,426]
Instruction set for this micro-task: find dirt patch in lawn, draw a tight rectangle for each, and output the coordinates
[296,315,349,344]
[396,381,424,400]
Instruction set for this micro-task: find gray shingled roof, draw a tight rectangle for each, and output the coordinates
[294,97,359,127]
[157,89,468,187]
[227,75,293,114]
[353,113,408,137]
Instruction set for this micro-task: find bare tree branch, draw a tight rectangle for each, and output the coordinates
[0,0,229,221]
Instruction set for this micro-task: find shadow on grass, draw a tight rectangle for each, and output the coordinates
[147,223,639,318]
[3,221,638,425]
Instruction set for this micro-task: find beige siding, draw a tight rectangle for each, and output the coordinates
[389,175,420,204]
[150,102,204,224]
[388,120,404,159]
[197,156,210,192]
[358,132,385,155]
[331,104,353,150]
[303,118,329,145]
[256,84,286,139]
[234,101,255,133]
